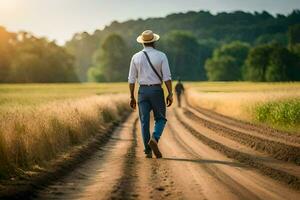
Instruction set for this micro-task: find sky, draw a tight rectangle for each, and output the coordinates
[0,0,299,44]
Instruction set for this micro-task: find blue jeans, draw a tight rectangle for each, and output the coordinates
[138,86,167,154]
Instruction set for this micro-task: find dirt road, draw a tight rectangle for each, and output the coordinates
[33,100,300,200]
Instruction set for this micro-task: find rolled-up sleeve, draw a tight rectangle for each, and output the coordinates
[162,54,172,81]
[128,57,137,83]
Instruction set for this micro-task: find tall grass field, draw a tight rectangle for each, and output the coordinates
[0,83,130,179]
[1,82,299,182]
[186,82,300,133]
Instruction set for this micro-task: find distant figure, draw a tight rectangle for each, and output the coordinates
[128,30,173,159]
[175,79,184,107]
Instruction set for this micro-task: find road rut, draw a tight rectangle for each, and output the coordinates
[32,99,300,200]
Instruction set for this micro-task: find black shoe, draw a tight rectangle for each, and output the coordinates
[148,138,162,158]
[145,151,152,158]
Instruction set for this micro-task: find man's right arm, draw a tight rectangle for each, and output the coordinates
[128,56,137,109]
[129,83,136,109]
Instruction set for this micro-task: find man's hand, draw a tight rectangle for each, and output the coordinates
[164,80,173,107]
[129,83,136,109]
[130,97,137,109]
[166,93,173,107]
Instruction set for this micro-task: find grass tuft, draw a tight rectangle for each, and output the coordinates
[255,99,300,127]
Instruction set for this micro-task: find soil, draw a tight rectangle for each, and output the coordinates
[1,99,300,200]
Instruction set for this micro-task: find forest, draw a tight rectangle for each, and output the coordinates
[0,29,78,83]
[1,10,300,83]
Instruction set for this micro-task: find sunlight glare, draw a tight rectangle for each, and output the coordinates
[0,0,18,13]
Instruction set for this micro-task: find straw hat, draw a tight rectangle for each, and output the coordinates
[136,30,160,43]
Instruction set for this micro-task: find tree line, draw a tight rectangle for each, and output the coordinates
[67,10,300,82]
[0,10,300,83]
[87,24,300,82]
[205,25,300,81]
[0,27,78,83]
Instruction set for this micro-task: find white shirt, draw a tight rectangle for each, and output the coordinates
[128,47,172,85]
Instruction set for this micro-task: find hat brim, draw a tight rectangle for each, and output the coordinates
[136,34,160,44]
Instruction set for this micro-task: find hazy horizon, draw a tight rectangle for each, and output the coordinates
[0,0,299,45]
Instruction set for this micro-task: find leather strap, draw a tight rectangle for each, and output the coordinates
[140,84,161,87]
[142,51,163,82]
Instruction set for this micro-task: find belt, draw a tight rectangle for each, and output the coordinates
[140,84,161,87]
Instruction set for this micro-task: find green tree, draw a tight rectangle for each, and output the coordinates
[215,41,250,66]
[205,41,250,81]
[255,33,288,46]
[87,67,105,82]
[90,34,129,82]
[288,24,300,49]
[197,39,220,80]
[10,32,78,83]
[11,53,45,82]
[205,56,239,81]
[266,46,300,81]
[243,45,272,81]
[161,31,202,80]
[244,44,299,81]
[65,32,100,81]
[265,47,288,81]
[45,42,78,82]
[287,24,300,80]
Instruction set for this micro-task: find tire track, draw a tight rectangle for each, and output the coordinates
[108,118,139,200]
[167,122,261,200]
[33,114,137,200]
[0,116,128,200]
[134,117,184,200]
[148,160,179,199]
[183,107,300,165]
[174,109,300,190]
[11,100,299,199]
[184,94,300,143]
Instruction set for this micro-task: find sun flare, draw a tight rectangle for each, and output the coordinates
[0,0,18,13]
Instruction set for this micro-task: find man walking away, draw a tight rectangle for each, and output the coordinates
[128,30,173,159]
[175,79,184,108]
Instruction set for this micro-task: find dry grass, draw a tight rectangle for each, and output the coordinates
[186,82,300,132]
[0,83,130,179]
[0,83,128,107]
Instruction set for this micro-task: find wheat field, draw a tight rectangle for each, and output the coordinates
[1,82,299,180]
[0,83,130,179]
[186,82,300,132]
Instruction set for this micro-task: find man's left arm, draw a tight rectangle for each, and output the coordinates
[165,80,173,107]
[162,54,173,107]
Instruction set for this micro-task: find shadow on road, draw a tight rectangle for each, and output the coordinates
[162,157,248,168]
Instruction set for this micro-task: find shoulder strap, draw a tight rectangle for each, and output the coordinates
[142,51,163,82]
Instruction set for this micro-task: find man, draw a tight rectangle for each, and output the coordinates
[128,30,173,159]
[175,79,185,108]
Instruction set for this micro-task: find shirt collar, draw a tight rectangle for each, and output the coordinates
[143,46,154,51]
